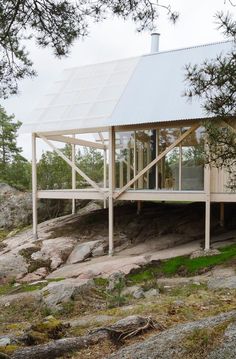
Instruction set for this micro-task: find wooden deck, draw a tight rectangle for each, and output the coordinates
[37,188,236,203]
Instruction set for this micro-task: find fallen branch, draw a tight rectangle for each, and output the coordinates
[91,315,165,341]
[11,315,161,359]
[11,331,109,359]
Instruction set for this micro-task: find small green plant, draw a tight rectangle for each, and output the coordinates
[106,277,127,308]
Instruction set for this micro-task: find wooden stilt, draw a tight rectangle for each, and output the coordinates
[71,135,76,214]
[108,127,115,255]
[32,133,38,240]
[119,159,124,188]
[134,131,137,190]
[205,164,211,250]
[137,200,142,214]
[104,149,107,209]
[220,202,225,227]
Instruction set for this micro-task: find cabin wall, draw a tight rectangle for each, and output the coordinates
[211,167,231,193]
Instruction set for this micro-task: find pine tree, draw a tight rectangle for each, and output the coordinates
[185,13,236,189]
[0,105,21,169]
[0,0,178,98]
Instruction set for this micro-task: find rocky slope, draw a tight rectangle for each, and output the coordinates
[1,201,236,358]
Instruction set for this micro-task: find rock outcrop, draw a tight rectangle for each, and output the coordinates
[0,184,32,229]
[107,311,236,359]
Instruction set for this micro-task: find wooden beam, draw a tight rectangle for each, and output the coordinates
[115,119,200,132]
[114,124,199,199]
[45,134,106,150]
[32,133,38,240]
[38,134,104,194]
[38,189,105,200]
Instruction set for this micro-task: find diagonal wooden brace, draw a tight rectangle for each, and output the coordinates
[114,123,200,199]
[38,134,104,194]
[45,134,106,150]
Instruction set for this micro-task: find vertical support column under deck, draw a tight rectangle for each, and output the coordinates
[133,131,137,190]
[32,133,38,240]
[220,202,225,227]
[71,135,76,215]
[108,127,115,255]
[205,164,211,250]
[155,130,159,190]
[179,144,182,191]
[119,160,124,188]
[104,149,107,209]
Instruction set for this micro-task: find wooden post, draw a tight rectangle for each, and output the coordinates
[147,139,150,189]
[220,202,225,227]
[155,130,159,190]
[134,131,137,190]
[108,126,115,255]
[138,143,144,188]
[137,200,142,214]
[71,135,76,215]
[32,133,38,240]
[119,159,124,188]
[179,134,182,191]
[104,149,107,209]
[205,164,211,250]
[127,144,131,183]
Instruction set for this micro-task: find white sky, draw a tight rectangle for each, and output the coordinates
[2,0,236,159]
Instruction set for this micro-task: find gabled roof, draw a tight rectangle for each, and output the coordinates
[21,40,233,133]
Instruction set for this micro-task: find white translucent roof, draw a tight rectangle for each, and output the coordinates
[21,40,233,134]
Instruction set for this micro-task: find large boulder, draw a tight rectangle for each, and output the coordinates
[41,278,94,308]
[32,237,76,270]
[0,184,32,229]
[66,240,105,264]
[0,252,28,281]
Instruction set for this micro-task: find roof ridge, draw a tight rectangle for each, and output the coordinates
[143,39,233,58]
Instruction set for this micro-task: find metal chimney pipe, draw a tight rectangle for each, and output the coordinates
[150,33,160,53]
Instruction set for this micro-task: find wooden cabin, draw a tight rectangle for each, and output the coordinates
[21,36,236,254]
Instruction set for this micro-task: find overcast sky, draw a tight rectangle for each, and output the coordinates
[2,0,236,159]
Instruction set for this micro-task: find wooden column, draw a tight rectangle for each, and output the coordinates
[179,128,182,191]
[133,131,137,190]
[155,130,159,190]
[220,202,225,227]
[127,144,131,183]
[71,135,76,215]
[138,143,144,188]
[205,164,211,250]
[104,149,107,209]
[108,127,115,255]
[32,133,38,240]
[119,159,124,188]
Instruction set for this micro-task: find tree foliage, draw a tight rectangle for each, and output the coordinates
[0,0,178,98]
[0,105,31,189]
[0,105,21,164]
[37,145,104,190]
[185,12,236,190]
